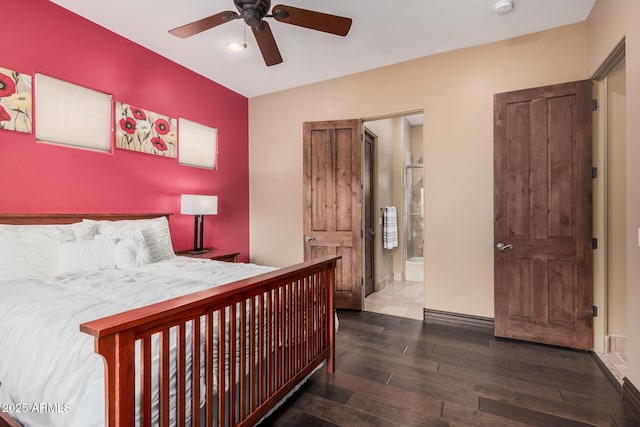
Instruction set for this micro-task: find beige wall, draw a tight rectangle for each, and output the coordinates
[249,23,587,319]
[411,125,424,164]
[587,0,640,385]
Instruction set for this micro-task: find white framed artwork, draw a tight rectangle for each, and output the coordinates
[178,117,217,170]
[35,73,112,152]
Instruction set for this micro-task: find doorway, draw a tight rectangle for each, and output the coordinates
[592,42,627,382]
[302,113,424,317]
[362,112,424,320]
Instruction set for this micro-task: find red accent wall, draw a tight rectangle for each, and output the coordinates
[0,0,250,260]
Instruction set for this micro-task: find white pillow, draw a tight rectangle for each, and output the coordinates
[0,225,32,280]
[57,239,116,274]
[0,222,97,280]
[113,238,152,269]
[69,222,97,240]
[84,217,174,262]
[95,229,146,243]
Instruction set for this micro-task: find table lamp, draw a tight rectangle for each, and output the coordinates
[181,194,218,254]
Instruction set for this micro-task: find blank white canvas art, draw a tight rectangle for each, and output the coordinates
[178,117,217,170]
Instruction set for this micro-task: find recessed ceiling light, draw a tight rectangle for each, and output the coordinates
[494,0,513,14]
[227,41,247,52]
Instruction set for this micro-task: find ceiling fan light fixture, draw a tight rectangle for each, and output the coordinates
[494,0,513,15]
[170,1,352,66]
[227,41,247,51]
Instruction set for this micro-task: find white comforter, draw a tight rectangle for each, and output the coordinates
[0,257,275,427]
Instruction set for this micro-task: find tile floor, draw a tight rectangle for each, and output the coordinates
[364,280,423,320]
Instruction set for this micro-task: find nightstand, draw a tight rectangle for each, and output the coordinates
[175,248,239,263]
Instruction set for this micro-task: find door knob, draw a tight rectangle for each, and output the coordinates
[496,242,513,251]
[304,236,316,242]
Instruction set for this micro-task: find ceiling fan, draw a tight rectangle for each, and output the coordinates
[169,0,352,66]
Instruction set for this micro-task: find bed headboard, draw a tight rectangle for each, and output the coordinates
[0,213,172,225]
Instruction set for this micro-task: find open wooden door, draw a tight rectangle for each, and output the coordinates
[303,120,363,310]
[494,80,593,350]
[363,129,375,297]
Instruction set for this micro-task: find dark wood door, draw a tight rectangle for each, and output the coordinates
[303,120,363,310]
[363,129,375,296]
[494,80,593,350]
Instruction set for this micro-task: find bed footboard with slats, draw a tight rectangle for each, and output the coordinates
[80,256,339,427]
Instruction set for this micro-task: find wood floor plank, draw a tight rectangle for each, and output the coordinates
[507,357,620,398]
[321,371,444,416]
[441,401,533,427]
[387,369,480,408]
[336,355,394,385]
[261,406,341,427]
[345,392,449,427]
[290,392,407,427]
[346,338,437,363]
[302,379,353,404]
[489,338,599,372]
[435,361,566,402]
[440,335,598,377]
[478,396,600,427]
[337,345,440,379]
[387,322,492,350]
[340,321,439,351]
[559,388,640,426]
[338,310,403,328]
[474,383,619,426]
[336,328,410,354]
[337,318,385,334]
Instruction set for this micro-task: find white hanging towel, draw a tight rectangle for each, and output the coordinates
[383,206,398,249]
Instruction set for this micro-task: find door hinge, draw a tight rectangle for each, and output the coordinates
[593,305,598,317]
[592,167,598,179]
[592,99,598,111]
[592,238,598,249]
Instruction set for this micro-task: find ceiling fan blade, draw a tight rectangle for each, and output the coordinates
[169,11,238,38]
[271,4,352,36]
[252,22,283,66]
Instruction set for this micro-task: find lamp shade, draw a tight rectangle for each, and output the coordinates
[181,194,218,215]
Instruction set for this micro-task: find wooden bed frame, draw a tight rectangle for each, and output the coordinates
[0,213,338,427]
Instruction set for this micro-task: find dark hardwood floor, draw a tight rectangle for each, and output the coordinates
[262,310,639,426]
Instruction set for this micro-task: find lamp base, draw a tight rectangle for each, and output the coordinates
[189,249,208,255]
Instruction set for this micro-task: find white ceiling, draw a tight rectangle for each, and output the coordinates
[49,0,596,98]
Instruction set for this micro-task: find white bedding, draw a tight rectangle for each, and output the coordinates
[0,257,276,427]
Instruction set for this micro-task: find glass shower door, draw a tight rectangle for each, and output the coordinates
[405,165,424,262]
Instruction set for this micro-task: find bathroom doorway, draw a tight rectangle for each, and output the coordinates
[363,112,424,320]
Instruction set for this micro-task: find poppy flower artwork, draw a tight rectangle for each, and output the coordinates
[0,67,32,134]
[115,101,177,158]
